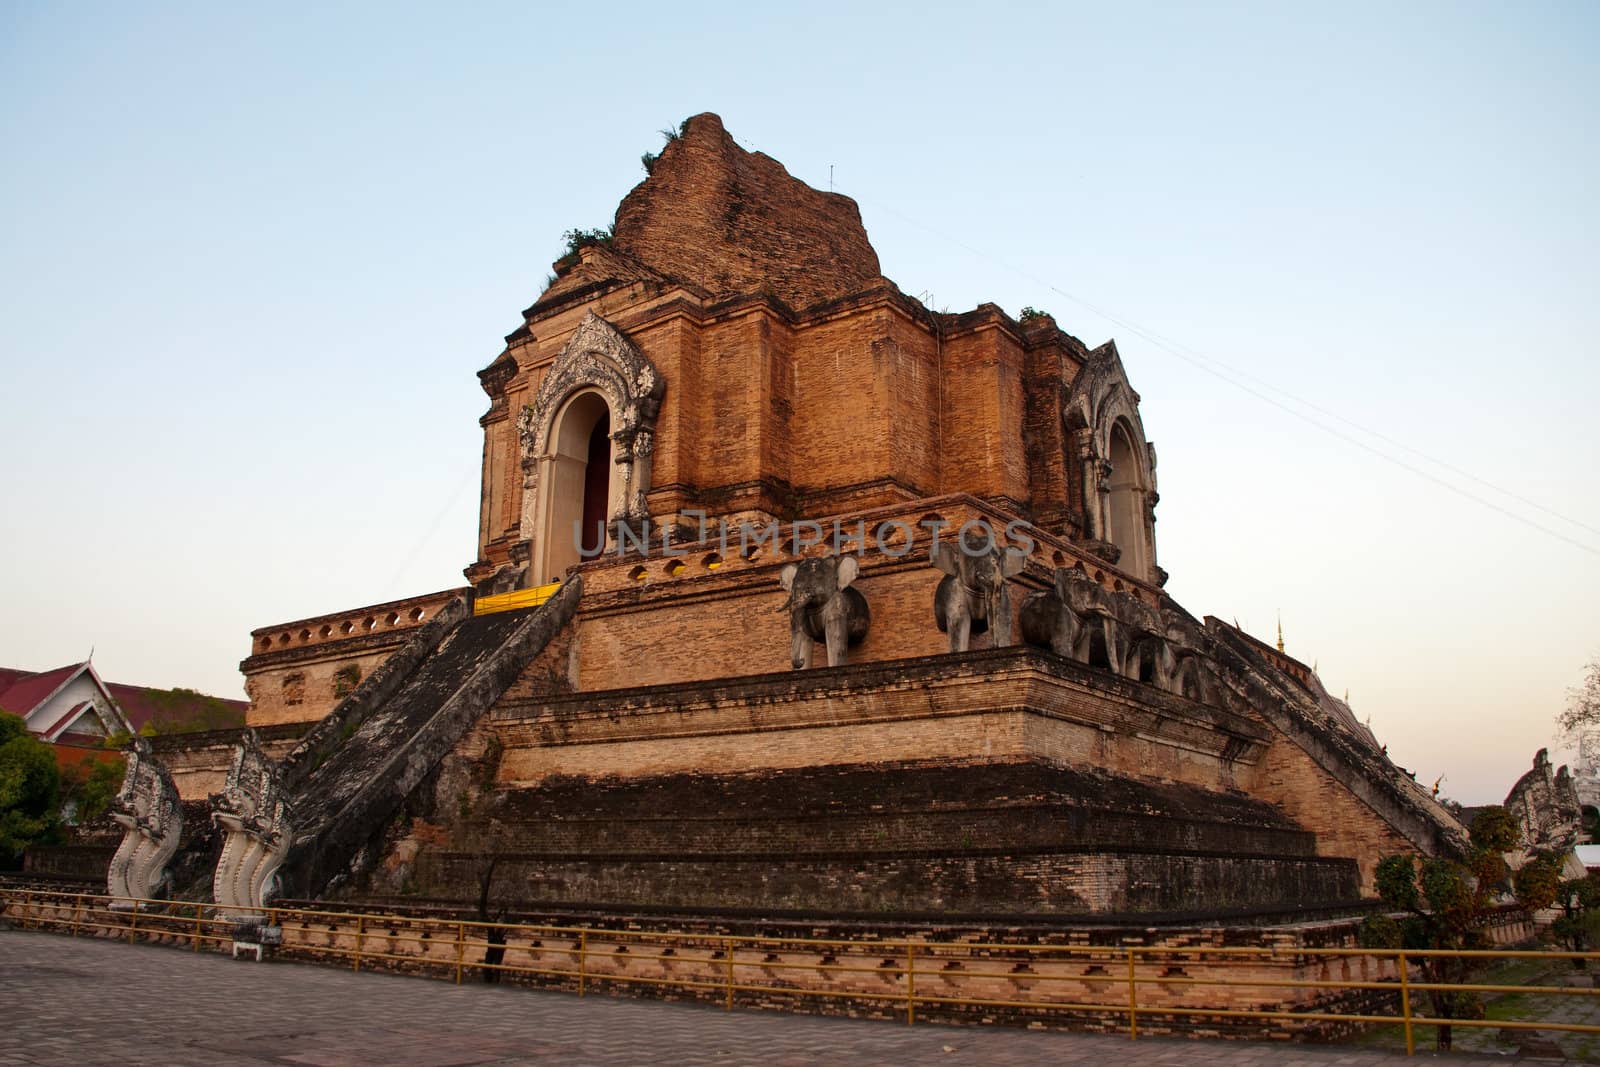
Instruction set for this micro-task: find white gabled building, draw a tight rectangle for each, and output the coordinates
[0,661,132,743]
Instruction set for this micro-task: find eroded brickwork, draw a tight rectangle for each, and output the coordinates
[1246,737,1416,894]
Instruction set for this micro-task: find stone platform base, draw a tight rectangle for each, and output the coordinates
[402,761,1360,918]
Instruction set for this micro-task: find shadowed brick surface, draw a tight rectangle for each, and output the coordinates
[0,930,1550,1066]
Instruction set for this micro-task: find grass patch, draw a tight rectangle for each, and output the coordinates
[1343,956,1586,1055]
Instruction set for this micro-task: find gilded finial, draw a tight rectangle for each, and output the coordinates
[1276,614,1284,654]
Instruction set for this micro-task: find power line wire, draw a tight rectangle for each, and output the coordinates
[386,468,476,592]
[1035,283,1600,540]
[822,181,1599,557]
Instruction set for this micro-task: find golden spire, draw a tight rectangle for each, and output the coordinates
[1276,614,1284,654]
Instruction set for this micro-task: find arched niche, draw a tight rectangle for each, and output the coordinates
[1107,419,1149,578]
[1062,340,1160,584]
[517,312,664,586]
[539,390,615,581]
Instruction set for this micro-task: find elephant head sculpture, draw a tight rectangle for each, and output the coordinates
[931,528,1028,653]
[1022,566,1227,704]
[1020,566,1129,672]
[1169,649,1224,705]
[1123,628,1179,689]
[778,554,871,669]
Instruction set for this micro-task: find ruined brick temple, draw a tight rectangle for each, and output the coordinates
[94,113,1465,928]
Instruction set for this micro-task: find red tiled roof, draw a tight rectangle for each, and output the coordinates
[106,682,246,733]
[1,663,246,738]
[0,663,84,718]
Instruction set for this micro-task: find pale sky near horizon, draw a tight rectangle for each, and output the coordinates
[1,3,1595,804]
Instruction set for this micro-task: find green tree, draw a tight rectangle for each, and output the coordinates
[0,712,63,866]
[59,755,125,825]
[1360,805,1521,1050]
[1550,874,1600,966]
[1513,851,1565,914]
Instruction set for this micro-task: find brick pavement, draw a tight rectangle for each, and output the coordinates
[0,929,1559,1065]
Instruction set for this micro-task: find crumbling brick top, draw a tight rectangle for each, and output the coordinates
[540,113,883,314]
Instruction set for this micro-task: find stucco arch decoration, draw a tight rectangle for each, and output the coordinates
[1062,341,1161,583]
[517,312,665,581]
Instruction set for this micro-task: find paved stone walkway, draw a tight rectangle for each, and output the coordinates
[0,929,1568,1065]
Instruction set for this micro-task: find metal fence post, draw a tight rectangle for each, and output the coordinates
[1127,948,1138,1041]
[578,929,588,997]
[906,944,916,1026]
[725,938,735,1011]
[127,905,138,946]
[455,922,466,985]
[71,897,82,938]
[194,909,203,952]
[353,915,365,973]
[1398,951,1414,1057]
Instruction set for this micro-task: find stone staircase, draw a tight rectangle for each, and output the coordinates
[272,578,581,899]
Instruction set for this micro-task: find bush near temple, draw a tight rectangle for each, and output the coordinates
[1359,805,1531,1051]
[0,711,62,866]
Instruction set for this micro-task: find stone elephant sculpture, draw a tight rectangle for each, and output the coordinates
[1023,566,1225,703]
[931,530,1028,652]
[1168,650,1224,704]
[1123,626,1179,689]
[1020,566,1128,671]
[778,554,871,669]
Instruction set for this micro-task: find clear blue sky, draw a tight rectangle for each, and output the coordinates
[1,2,1595,803]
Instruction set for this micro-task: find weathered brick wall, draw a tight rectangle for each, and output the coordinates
[572,559,949,688]
[499,614,577,702]
[1245,737,1416,894]
[452,761,1309,847]
[1020,319,1084,536]
[147,723,306,801]
[21,844,116,882]
[564,496,1162,693]
[938,315,1030,507]
[491,649,1264,791]
[242,589,463,727]
[473,263,1114,585]
[443,804,1315,861]
[408,849,1356,917]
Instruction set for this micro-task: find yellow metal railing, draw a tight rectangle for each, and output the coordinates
[473,582,561,616]
[5,886,1599,1055]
